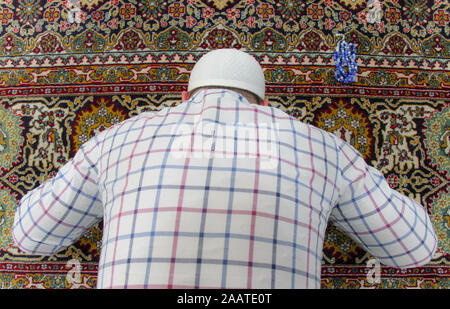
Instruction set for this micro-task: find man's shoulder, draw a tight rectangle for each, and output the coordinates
[262,105,339,141]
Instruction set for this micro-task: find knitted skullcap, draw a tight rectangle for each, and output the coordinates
[188,49,265,100]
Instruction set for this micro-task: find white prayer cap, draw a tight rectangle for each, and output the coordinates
[188,49,265,100]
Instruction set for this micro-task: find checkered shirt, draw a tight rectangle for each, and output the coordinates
[13,89,437,289]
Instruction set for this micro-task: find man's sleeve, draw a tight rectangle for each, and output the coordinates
[12,134,104,255]
[330,140,437,268]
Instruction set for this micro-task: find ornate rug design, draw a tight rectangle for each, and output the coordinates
[0,0,448,289]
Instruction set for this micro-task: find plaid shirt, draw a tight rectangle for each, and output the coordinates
[13,89,437,289]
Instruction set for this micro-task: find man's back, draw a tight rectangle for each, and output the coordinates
[96,88,341,288]
[13,88,437,289]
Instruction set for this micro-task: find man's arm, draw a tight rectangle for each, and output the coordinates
[12,134,103,255]
[330,140,437,268]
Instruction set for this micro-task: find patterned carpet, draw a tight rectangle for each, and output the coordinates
[0,0,448,289]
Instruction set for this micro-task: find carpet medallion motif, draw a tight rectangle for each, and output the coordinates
[0,0,448,289]
[423,103,450,177]
[0,103,23,171]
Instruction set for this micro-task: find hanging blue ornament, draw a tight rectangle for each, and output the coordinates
[333,35,358,84]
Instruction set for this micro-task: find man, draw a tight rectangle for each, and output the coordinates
[12,49,437,289]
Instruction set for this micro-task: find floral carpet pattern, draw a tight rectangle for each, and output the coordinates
[0,0,449,289]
